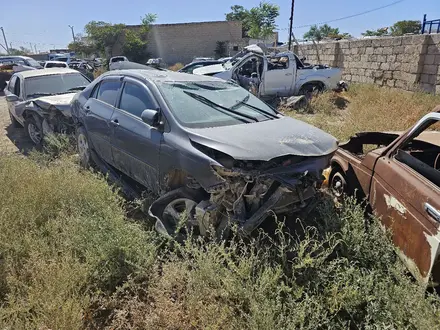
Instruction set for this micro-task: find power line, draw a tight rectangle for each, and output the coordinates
[278,0,406,30]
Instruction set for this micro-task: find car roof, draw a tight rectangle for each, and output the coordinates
[17,68,79,78]
[0,55,33,60]
[103,69,223,84]
[45,61,68,64]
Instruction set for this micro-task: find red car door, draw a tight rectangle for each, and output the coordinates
[370,113,440,285]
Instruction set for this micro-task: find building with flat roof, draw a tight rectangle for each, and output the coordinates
[113,20,278,65]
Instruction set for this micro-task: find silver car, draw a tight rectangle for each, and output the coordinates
[4,68,90,146]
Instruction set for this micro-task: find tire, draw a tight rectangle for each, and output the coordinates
[24,115,43,147]
[330,171,347,199]
[149,187,206,239]
[76,126,92,168]
[9,111,21,128]
[299,83,324,98]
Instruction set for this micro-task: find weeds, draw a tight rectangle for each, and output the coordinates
[168,63,184,71]
[288,84,440,141]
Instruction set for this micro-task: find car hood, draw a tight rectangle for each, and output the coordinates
[31,93,76,117]
[193,63,226,76]
[187,116,338,161]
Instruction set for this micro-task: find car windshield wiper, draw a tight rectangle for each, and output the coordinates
[183,91,258,123]
[26,93,54,98]
[66,86,88,92]
[230,95,279,120]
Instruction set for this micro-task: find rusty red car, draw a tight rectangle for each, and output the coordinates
[326,106,440,286]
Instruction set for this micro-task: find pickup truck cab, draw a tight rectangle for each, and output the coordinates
[193,44,343,99]
[328,108,440,286]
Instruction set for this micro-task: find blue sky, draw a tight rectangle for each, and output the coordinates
[1,0,439,52]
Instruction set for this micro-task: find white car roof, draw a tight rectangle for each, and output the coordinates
[16,68,79,78]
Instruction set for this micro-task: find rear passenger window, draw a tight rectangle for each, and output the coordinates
[97,80,121,106]
[119,82,156,118]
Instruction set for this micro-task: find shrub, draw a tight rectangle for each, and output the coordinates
[288,84,440,141]
[0,155,158,329]
[0,146,440,328]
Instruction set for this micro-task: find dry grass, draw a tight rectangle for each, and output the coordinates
[286,84,440,141]
[168,63,184,71]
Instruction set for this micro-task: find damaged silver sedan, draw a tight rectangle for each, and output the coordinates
[4,68,91,146]
[71,70,337,237]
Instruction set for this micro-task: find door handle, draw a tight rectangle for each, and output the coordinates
[110,119,119,126]
[285,73,293,76]
[425,203,440,223]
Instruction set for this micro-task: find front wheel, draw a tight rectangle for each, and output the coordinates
[330,171,347,199]
[24,115,43,147]
[149,187,206,239]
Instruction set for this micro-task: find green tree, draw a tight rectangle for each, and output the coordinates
[84,21,126,57]
[214,41,227,58]
[303,24,343,41]
[8,47,30,56]
[225,2,279,39]
[362,27,389,37]
[122,14,156,63]
[68,33,97,57]
[390,20,421,36]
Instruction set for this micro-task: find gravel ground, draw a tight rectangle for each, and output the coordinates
[0,92,34,154]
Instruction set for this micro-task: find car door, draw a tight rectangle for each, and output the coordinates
[5,75,17,114]
[370,114,440,285]
[261,55,295,97]
[110,77,162,193]
[82,77,123,164]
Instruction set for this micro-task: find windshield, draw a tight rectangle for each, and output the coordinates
[25,73,90,98]
[24,57,43,68]
[159,81,278,128]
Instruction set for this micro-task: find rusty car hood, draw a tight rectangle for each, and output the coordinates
[187,116,338,161]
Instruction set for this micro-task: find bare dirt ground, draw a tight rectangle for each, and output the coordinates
[0,92,34,154]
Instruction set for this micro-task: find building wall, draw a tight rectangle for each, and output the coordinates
[292,34,440,94]
[114,21,246,65]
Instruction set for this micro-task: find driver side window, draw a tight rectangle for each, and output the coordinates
[119,82,156,118]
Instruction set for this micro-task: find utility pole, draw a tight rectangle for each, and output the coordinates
[68,25,75,42]
[0,27,9,54]
[287,0,295,51]
[34,44,38,54]
[29,42,33,54]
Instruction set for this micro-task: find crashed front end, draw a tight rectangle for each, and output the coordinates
[196,154,331,236]
[30,95,76,135]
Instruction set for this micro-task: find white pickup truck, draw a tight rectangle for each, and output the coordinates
[193,45,344,99]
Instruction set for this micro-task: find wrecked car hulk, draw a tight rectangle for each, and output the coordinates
[70,70,338,238]
[4,68,91,146]
[325,107,440,286]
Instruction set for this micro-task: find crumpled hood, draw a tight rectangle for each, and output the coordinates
[32,93,76,117]
[187,116,338,161]
[193,63,226,76]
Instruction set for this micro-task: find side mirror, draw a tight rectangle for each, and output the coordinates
[141,109,159,127]
[6,95,18,102]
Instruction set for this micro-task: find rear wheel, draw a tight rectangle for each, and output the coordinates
[76,126,92,168]
[299,83,325,99]
[24,115,43,147]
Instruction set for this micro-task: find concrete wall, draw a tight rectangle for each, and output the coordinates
[292,34,440,94]
[114,21,247,65]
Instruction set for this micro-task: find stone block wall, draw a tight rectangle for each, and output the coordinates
[293,34,440,94]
